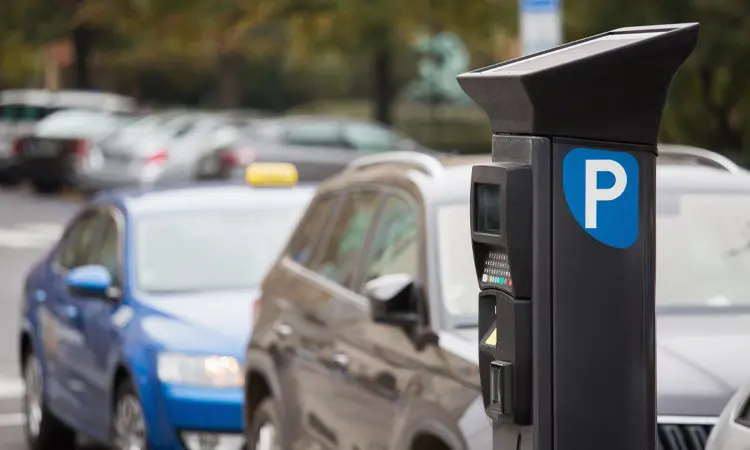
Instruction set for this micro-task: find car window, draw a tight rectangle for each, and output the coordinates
[20,106,58,122]
[360,195,420,289]
[35,109,119,138]
[287,195,340,266]
[57,210,108,271]
[89,215,121,285]
[436,203,479,321]
[283,123,343,147]
[135,208,305,292]
[341,123,405,152]
[307,190,381,287]
[0,105,20,123]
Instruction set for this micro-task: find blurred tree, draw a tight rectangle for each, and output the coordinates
[0,0,112,89]
[566,0,750,153]
[79,0,318,108]
[284,0,514,125]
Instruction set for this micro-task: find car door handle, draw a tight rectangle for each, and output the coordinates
[273,323,293,338]
[331,351,350,368]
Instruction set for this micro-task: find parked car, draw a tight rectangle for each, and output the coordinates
[18,164,314,450]
[209,115,442,182]
[14,109,138,194]
[0,89,136,186]
[79,112,250,192]
[244,148,750,450]
[706,378,750,450]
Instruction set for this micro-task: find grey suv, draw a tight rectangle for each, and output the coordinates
[245,149,750,450]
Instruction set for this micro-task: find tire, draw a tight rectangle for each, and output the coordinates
[195,156,220,181]
[22,350,77,450]
[247,398,284,450]
[31,180,62,195]
[112,379,148,450]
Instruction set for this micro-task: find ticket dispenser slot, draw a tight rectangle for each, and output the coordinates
[472,163,532,425]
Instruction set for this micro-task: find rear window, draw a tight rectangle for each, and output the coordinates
[103,113,183,145]
[35,110,120,138]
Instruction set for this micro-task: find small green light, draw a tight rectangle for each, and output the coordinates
[499,277,505,284]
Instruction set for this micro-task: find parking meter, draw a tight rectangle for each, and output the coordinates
[459,23,699,450]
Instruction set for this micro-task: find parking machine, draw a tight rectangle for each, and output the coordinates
[458,24,699,450]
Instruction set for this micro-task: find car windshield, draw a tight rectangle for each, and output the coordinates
[35,109,120,138]
[436,190,750,325]
[134,208,304,293]
[436,203,481,323]
[656,191,750,309]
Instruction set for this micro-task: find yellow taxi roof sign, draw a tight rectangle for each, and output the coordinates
[245,163,298,187]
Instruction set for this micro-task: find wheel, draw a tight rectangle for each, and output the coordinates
[247,398,283,450]
[31,180,62,195]
[195,156,221,181]
[22,350,77,450]
[112,380,148,450]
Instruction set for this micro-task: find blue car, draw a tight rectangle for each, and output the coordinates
[18,165,314,450]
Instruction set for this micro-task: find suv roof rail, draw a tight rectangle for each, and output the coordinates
[346,151,445,177]
[658,145,744,174]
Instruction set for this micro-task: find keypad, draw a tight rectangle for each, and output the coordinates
[480,250,513,289]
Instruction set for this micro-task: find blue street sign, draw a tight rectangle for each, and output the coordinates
[562,148,639,249]
[522,0,560,13]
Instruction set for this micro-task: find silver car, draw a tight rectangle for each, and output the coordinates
[206,115,441,182]
[0,89,136,185]
[15,109,136,194]
[78,112,249,192]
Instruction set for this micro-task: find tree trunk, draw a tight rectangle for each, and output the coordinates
[72,25,93,90]
[218,51,243,109]
[372,46,394,125]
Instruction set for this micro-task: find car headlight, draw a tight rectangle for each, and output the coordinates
[157,353,243,388]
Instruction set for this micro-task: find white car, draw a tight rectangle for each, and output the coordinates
[706,379,750,450]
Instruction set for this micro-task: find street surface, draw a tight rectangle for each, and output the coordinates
[0,186,82,448]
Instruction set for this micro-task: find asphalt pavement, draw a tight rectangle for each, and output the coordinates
[0,186,82,448]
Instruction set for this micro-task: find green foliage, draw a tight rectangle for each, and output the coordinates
[566,0,750,152]
[2,0,750,154]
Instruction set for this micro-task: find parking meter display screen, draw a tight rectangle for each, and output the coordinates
[476,183,502,235]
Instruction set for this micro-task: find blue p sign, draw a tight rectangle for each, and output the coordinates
[562,148,639,249]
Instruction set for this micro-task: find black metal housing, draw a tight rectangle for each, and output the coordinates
[457,23,699,146]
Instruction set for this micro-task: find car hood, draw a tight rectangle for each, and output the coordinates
[137,288,258,357]
[657,312,750,416]
[448,312,750,418]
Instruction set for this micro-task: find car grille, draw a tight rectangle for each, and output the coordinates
[657,422,714,450]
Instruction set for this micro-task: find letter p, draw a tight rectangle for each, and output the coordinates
[585,159,627,229]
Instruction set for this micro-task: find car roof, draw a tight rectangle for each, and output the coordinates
[93,182,317,216]
[325,151,750,205]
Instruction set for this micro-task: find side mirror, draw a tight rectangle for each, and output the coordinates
[65,265,114,298]
[364,273,422,329]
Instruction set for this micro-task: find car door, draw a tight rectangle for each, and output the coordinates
[264,192,343,449]
[71,207,127,435]
[328,192,424,450]
[280,188,383,449]
[42,208,108,421]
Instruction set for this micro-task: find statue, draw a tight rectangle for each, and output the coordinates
[401,31,473,106]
